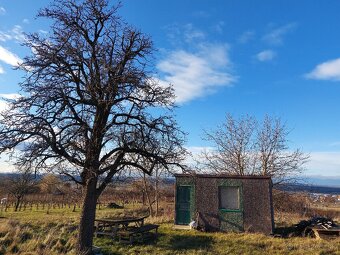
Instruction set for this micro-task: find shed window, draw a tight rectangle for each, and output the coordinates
[219,186,240,210]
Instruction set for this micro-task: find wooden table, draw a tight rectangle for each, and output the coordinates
[94,216,147,238]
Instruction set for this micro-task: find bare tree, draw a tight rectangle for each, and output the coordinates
[0,0,186,254]
[7,168,37,212]
[200,114,256,175]
[255,116,307,183]
[199,114,308,183]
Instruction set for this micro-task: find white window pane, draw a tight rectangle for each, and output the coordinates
[219,186,240,210]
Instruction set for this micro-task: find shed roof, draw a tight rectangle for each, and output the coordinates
[174,173,271,180]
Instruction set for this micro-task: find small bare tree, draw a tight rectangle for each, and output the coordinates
[201,115,256,175]
[199,114,308,183]
[7,168,37,212]
[255,116,307,183]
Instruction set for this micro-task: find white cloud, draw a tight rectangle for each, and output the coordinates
[183,146,214,168]
[184,148,340,177]
[0,45,22,67]
[238,30,255,44]
[0,157,15,173]
[0,32,11,42]
[0,93,20,100]
[186,146,213,155]
[39,30,48,35]
[256,50,276,62]
[0,7,5,15]
[305,152,340,176]
[22,19,30,24]
[157,43,236,104]
[263,23,297,45]
[0,100,8,113]
[0,25,26,43]
[0,94,20,119]
[306,58,340,81]
[0,65,4,74]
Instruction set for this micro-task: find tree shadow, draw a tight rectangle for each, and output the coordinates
[163,233,214,251]
[274,224,306,238]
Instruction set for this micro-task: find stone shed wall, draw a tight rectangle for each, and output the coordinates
[242,178,273,234]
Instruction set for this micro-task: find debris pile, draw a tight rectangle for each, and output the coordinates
[294,217,339,238]
[106,202,124,209]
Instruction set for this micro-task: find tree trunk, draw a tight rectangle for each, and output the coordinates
[14,196,22,212]
[155,169,159,217]
[76,178,98,255]
[142,173,154,217]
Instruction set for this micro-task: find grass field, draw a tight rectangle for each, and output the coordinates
[0,206,339,255]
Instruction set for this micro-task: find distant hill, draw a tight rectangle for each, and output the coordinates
[277,183,340,194]
[302,176,340,188]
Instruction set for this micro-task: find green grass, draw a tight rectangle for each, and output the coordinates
[0,206,339,255]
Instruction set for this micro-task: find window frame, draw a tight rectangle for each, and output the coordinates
[218,185,242,212]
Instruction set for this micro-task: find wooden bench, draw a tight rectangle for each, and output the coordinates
[118,224,159,244]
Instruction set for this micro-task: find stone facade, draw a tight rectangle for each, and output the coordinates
[175,174,274,235]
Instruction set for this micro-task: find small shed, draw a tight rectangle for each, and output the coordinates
[174,174,274,235]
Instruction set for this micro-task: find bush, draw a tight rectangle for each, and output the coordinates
[273,190,309,214]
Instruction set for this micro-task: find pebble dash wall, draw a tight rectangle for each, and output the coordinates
[175,174,274,235]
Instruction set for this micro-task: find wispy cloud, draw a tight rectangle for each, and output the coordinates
[329,141,340,147]
[0,45,22,67]
[184,24,205,43]
[263,23,297,45]
[256,50,276,62]
[0,65,4,74]
[212,21,225,34]
[165,23,205,45]
[0,25,26,43]
[22,19,30,24]
[158,43,236,104]
[0,7,5,15]
[305,58,340,81]
[238,30,255,44]
[305,151,340,176]
[192,10,210,18]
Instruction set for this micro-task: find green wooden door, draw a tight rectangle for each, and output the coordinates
[176,186,191,225]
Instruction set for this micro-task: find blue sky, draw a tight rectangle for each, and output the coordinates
[0,0,340,177]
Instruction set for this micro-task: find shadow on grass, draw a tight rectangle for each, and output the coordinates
[94,231,214,254]
[162,233,214,251]
[274,226,300,238]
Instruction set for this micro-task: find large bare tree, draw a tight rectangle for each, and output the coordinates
[0,0,186,254]
[199,114,308,183]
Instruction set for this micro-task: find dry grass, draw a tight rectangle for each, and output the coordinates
[0,204,339,255]
[0,218,77,255]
